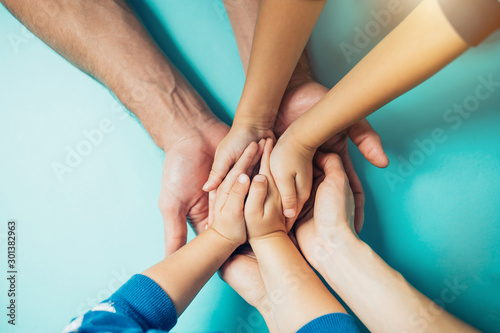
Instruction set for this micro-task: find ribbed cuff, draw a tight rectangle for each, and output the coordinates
[297,313,360,333]
[108,274,177,331]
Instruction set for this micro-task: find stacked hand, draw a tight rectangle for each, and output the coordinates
[219,139,357,332]
[205,80,388,237]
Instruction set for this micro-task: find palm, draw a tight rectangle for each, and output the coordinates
[159,121,229,254]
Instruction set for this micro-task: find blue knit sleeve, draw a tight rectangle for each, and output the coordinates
[62,274,178,333]
[297,313,360,333]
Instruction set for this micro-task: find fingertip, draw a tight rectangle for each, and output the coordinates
[283,208,296,218]
[237,173,250,184]
[204,175,220,192]
[375,152,390,168]
[253,174,267,183]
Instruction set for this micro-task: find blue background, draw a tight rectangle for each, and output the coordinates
[1,0,499,332]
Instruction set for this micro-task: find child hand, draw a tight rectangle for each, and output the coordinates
[210,142,263,246]
[245,139,287,241]
[203,124,274,192]
[270,128,315,228]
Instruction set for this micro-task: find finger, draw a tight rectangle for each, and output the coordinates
[338,151,365,233]
[159,202,189,256]
[287,172,311,230]
[203,147,234,192]
[208,189,216,226]
[247,139,266,176]
[245,174,268,216]
[314,152,345,175]
[276,176,298,219]
[205,140,259,192]
[222,174,251,214]
[218,142,258,199]
[258,138,273,175]
[347,119,389,168]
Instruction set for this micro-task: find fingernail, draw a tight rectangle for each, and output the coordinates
[254,174,266,182]
[238,174,248,184]
[284,209,296,218]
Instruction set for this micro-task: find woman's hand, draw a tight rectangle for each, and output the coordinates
[269,129,315,229]
[203,124,274,192]
[245,139,287,241]
[294,153,357,270]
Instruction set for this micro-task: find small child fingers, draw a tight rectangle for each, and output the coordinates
[245,174,268,216]
[223,173,251,214]
[258,138,273,176]
[219,142,258,196]
[247,139,266,175]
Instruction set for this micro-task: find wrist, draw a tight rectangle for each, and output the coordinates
[312,230,363,277]
[206,227,244,251]
[233,108,277,133]
[281,125,317,157]
[112,70,219,151]
[249,230,289,248]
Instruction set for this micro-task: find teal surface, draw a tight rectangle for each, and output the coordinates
[0,1,499,332]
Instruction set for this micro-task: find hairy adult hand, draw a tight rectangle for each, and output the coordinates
[159,120,229,255]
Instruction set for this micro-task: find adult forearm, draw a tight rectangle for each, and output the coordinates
[290,0,469,150]
[143,228,238,316]
[1,0,215,149]
[231,0,325,129]
[316,234,477,333]
[250,232,344,332]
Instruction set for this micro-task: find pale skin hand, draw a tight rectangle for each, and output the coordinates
[218,0,388,224]
[294,153,479,333]
[290,0,470,151]
[219,2,386,325]
[0,0,233,255]
[274,0,469,219]
[143,144,257,316]
[226,0,469,226]
[276,82,388,231]
[245,139,346,332]
[201,0,325,192]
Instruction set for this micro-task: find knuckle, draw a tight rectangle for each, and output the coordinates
[158,199,174,216]
[328,154,343,167]
[209,168,220,178]
[231,184,247,196]
[281,195,297,207]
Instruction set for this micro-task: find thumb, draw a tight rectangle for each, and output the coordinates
[159,200,188,256]
[347,119,389,168]
[203,148,234,192]
[275,175,298,219]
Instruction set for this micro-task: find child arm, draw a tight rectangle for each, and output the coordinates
[63,142,261,333]
[246,139,358,333]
